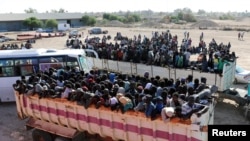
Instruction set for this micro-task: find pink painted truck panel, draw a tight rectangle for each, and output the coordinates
[15,92,212,141]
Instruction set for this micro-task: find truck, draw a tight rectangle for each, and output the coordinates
[13,56,237,141]
[15,91,214,141]
[69,30,81,38]
[58,23,70,32]
[88,27,108,35]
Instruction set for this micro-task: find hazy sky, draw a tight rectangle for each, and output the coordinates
[0,0,248,13]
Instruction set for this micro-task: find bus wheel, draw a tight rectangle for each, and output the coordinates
[32,129,52,141]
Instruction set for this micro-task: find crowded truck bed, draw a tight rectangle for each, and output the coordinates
[15,91,214,141]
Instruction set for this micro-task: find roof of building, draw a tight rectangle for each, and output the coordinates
[0,13,85,21]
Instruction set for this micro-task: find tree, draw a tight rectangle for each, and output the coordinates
[197,9,206,15]
[58,8,67,13]
[23,17,43,30]
[88,17,97,26]
[50,8,67,13]
[50,9,58,13]
[45,19,58,28]
[183,13,197,22]
[132,14,141,22]
[103,13,120,21]
[177,12,184,20]
[24,8,38,13]
[81,15,96,26]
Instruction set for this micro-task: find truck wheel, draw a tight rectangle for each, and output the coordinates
[32,129,52,141]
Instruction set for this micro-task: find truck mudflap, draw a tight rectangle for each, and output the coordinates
[15,92,212,141]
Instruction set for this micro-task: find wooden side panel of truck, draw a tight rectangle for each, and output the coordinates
[15,91,213,141]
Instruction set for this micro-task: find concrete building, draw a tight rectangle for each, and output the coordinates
[0,13,85,31]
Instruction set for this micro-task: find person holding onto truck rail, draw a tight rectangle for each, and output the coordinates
[144,94,156,119]
[13,80,26,94]
[116,93,133,114]
[134,93,146,112]
[61,84,73,99]
[166,92,184,108]
[181,95,209,120]
[161,107,175,122]
[109,95,119,111]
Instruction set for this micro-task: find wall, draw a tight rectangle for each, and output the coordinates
[0,19,84,32]
[0,21,26,32]
[70,19,83,28]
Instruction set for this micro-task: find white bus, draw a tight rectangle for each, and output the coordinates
[0,48,94,102]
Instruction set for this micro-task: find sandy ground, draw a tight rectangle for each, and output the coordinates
[1,25,250,141]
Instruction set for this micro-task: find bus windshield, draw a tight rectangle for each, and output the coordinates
[79,56,92,72]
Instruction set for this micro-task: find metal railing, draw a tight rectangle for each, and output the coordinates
[87,57,235,91]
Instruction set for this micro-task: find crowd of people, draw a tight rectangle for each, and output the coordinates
[0,40,33,50]
[13,66,217,123]
[66,30,236,75]
[1,29,237,75]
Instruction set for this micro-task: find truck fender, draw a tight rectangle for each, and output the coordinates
[32,129,52,141]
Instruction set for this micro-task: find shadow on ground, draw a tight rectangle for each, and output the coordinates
[214,100,250,125]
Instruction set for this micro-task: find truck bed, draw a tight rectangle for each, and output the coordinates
[15,91,212,141]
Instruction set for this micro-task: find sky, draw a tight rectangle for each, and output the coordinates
[0,0,248,13]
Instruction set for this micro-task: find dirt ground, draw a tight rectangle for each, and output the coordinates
[1,21,250,141]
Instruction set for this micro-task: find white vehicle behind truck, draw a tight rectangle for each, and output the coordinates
[58,23,70,32]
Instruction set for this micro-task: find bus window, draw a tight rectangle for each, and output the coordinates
[14,66,21,76]
[14,59,37,76]
[39,63,64,72]
[2,67,14,76]
[0,67,3,76]
[0,60,14,66]
[0,61,2,66]
[67,56,78,68]
[20,66,34,76]
[79,56,91,71]
[15,59,38,65]
[39,57,63,63]
[15,61,22,65]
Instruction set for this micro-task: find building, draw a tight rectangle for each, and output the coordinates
[0,13,85,31]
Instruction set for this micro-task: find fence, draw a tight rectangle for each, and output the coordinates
[87,57,235,92]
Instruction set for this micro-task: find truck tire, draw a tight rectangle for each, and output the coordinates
[32,129,52,141]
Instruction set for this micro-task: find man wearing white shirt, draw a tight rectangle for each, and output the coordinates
[184,49,191,68]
